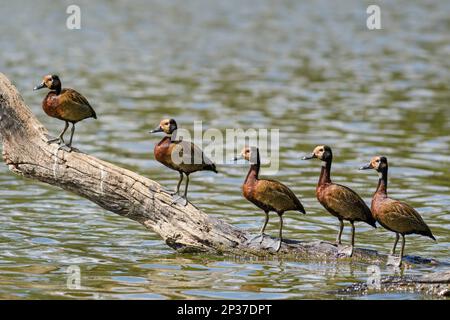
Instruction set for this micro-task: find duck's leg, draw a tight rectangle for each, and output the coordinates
[387,233,403,267]
[58,122,76,152]
[251,211,269,244]
[337,220,353,257]
[349,221,355,256]
[336,219,344,245]
[260,211,269,243]
[391,233,399,255]
[179,174,190,206]
[171,174,189,206]
[47,121,69,145]
[275,215,283,252]
[398,234,406,267]
[171,172,183,196]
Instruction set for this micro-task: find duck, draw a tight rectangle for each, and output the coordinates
[234,146,305,252]
[302,145,376,256]
[359,156,435,266]
[150,118,217,206]
[33,74,97,151]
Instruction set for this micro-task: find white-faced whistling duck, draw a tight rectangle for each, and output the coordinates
[34,75,97,151]
[150,118,217,206]
[302,145,376,256]
[234,146,306,252]
[359,156,435,266]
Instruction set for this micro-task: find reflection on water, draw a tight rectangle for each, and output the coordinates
[0,0,449,299]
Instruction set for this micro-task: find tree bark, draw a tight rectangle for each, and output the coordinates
[0,73,444,269]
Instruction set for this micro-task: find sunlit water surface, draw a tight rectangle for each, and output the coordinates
[0,0,449,299]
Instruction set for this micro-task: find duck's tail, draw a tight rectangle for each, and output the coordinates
[420,228,436,241]
[367,216,377,228]
[296,199,306,214]
[207,163,218,174]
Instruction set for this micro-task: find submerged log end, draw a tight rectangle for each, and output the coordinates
[341,270,450,297]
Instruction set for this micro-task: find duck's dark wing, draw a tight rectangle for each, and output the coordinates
[60,88,97,120]
[171,140,217,173]
[379,199,435,239]
[254,179,305,213]
[321,184,375,226]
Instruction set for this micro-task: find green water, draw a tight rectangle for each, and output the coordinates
[0,0,449,299]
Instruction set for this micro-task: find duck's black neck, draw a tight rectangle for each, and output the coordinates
[376,167,388,195]
[318,158,332,185]
[159,135,172,145]
[245,149,260,183]
[53,84,62,95]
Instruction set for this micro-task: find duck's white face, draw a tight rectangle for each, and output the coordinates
[238,146,259,164]
[159,118,177,134]
[240,147,252,161]
[312,145,327,160]
[370,156,387,171]
[360,155,388,177]
[312,145,332,162]
[34,74,60,91]
[43,75,54,88]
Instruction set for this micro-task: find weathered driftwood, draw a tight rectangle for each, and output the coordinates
[0,73,444,269]
[341,270,450,297]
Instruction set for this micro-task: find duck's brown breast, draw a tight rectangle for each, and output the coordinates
[242,179,269,212]
[242,178,257,203]
[154,137,177,171]
[316,183,341,218]
[42,92,62,119]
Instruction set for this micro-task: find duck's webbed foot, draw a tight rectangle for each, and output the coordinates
[337,244,354,258]
[264,238,282,253]
[275,239,282,252]
[58,144,74,152]
[171,195,188,206]
[171,194,181,203]
[47,137,64,145]
[387,255,403,267]
[247,235,282,252]
[248,233,266,244]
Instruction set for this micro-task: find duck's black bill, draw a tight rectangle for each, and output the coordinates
[359,163,372,170]
[301,153,315,160]
[33,83,45,91]
[149,127,163,134]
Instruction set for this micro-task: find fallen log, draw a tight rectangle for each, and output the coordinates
[0,73,444,268]
[340,270,450,297]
